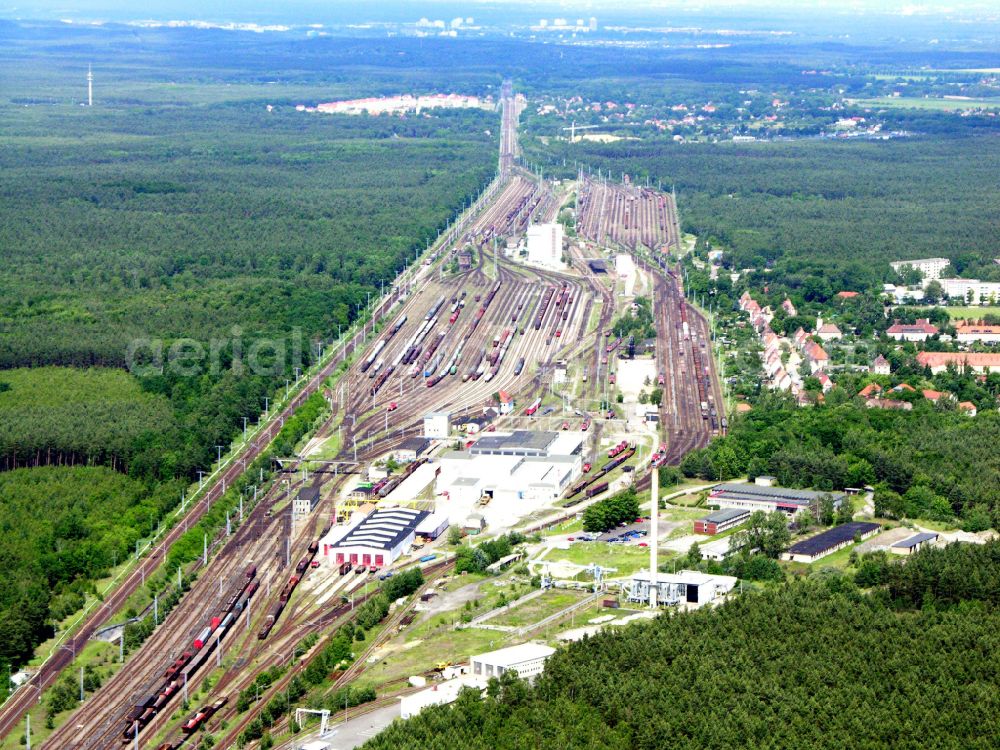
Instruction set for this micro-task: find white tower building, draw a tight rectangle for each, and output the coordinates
[87,64,93,107]
[526,223,565,269]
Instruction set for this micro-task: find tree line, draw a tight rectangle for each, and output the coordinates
[361,542,1000,750]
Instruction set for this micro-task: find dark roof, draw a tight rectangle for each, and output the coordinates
[398,437,430,454]
[700,509,750,525]
[788,522,880,556]
[470,430,556,456]
[711,483,845,507]
[892,532,938,549]
[588,259,608,273]
[297,486,320,503]
[334,507,429,551]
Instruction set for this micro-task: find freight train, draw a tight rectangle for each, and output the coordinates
[121,565,257,743]
[565,445,636,503]
[257,539,319,640]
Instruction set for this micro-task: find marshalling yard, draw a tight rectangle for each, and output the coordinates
[20,82,725,750]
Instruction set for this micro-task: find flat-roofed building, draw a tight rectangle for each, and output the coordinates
[526,223,565,269]
[889,257,949,282]
[627,570,738,607]
[782,522,880,563]
[399,676,487,719]
[423,411,451,439]
[471,643,555,681]
[694,508,750,535]
[709,483,845,517]
[891,532,939,556]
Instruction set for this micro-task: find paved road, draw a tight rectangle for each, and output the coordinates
[284,703,401,750]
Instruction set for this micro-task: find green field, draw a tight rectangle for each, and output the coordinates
[851,96,1000,111]
[944,305,1000,320]
[490,589,590,628]
[541,541,669,577]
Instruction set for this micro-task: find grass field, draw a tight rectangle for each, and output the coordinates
[850,96,1000,111]
[944,305,1000,320]
[489,589,590,628]
[542,541,669,577]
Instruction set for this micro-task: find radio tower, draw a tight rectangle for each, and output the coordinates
[87,64,93,107]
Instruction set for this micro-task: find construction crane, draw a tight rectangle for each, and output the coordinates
[562,121,600,142]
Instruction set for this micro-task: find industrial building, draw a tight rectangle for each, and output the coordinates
[415,511,449,541]
[319,506,429,568]
[526,223,565,268]
[698,537,739,562]
[423,411,451,439]
[399,676,487,719]
[626,570,737,607]
[435,431,584,527]
[709,483,845,517]
[694,508,749,535]
[470,643,555,681]
[782,522,881,563]
[292,486,320,517]
[394,437,430,463]
[891,532,939,556]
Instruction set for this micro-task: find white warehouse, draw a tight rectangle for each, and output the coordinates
[435,431,584,528]
[471,643,556,682]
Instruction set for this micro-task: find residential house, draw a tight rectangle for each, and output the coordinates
[871,355,891,375]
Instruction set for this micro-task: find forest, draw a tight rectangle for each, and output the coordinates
[0,466,184,667]
[527,133,1000,301]
[0,26,498,674]
[679,396,1000,528]
[363,542,1000,750]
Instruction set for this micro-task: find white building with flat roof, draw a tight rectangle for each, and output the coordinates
[627,570,737,607]
[889,257,949,284]
[941,278,1000,304]
[423,411,450,439]
[399,676,487,719]
[526,223,565,268]
[470,643,556,681]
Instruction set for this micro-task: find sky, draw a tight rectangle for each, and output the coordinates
[3,0,997,21]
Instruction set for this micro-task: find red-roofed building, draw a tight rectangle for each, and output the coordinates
[782,299,797,317]
[498,390,515,415]
[921,389,949,404]
[916,352,1000,374]
[955,324,1000,344]
[816,322,843,341]
[858,383,882,399]
[804,341,829,373]
[886,318,938,342]
[958,401,978,417]
[815,371,833,393]
[836,291,859,299]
